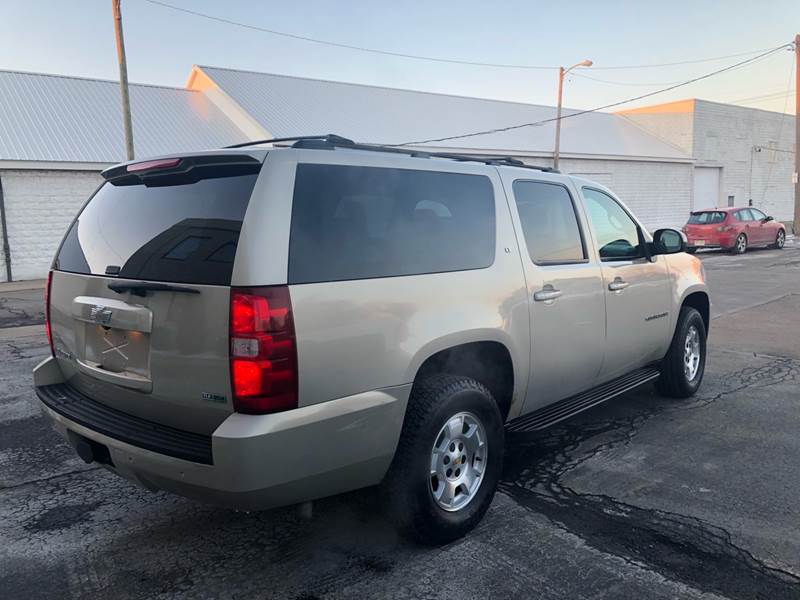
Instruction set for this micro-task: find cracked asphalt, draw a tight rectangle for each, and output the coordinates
[2,244,800,599]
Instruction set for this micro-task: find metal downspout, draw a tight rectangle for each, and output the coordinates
[0,174,12,282]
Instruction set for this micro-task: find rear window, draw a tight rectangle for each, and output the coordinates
[55,173,259,286]
[288,164,495,284]
[688,211,726,224]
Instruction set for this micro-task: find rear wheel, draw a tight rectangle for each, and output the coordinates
[656,306,706,398]
[774,229,786,249]
[732,233,747,254]
[383,374,503,545]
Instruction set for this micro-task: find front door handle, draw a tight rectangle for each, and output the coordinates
[533,286,563,303]
[608,277,629,292]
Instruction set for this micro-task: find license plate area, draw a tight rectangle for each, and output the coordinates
[83,324,150,378]
[71,296,153,392]
[694,240,706,246]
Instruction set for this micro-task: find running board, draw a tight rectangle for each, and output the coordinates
[506,367,661,433]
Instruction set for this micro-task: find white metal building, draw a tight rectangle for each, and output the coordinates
[187,66,695,232]
[0,69,248,282]
[619,99,796,224]
[0,66,704,281]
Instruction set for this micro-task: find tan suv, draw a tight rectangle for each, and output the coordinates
[33,135,709,544]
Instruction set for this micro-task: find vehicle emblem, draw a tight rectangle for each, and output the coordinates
[89,305,114,325]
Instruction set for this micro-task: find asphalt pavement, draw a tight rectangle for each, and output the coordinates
[2,246,800,599]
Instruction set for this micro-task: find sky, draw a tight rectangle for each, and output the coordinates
[0,0,797,114]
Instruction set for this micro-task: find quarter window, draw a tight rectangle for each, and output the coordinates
[513,181,585,264]
[582,188,644,260]
[288,164,495,284]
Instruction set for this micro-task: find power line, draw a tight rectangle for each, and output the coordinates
[392,43,794,147]
[139,0,780,72]
[728,89,796,105]
[571,49,785,87]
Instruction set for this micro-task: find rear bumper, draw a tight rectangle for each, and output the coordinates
[33,357,410,510]
[686,233,736,249]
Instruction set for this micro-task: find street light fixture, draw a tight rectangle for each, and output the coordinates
[553,59,593,170]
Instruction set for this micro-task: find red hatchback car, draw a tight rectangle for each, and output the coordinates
[683,207,786,254]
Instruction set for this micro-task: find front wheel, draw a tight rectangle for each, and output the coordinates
[383,374,504,545]
[774,229,786,249]
[656,306,707,398]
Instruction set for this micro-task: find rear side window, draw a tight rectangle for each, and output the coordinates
[288,164,495,284]
[513,181,585,264]
[55,173,259,285]
[734,209,754,222]
[688,211,726,224]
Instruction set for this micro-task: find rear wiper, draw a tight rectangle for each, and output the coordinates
[108,282,201,297]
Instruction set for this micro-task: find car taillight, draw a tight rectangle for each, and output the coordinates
[717,225,733,232]
[44,270,54,356]
[229,286,298,414]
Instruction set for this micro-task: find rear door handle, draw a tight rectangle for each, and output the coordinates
[533,286,563,303]
[608,278,629,292]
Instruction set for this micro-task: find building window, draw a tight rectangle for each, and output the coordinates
[727,195,735,207]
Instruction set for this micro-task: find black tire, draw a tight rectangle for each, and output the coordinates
[686,247,698,254]
[773,229,786,249]
[383,374,504,545]
[656,306,707,398]
[731,233,747,254]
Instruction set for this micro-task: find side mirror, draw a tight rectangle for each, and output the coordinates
[764,215,774,222]
[652,228,687,255]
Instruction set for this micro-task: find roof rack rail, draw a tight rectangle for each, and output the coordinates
[224,134,355,149]
[225,134,559,173]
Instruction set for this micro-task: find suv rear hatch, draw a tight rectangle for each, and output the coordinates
[48,153,264,435]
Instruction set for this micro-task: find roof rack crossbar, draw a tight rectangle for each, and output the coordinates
[225,134,559,172]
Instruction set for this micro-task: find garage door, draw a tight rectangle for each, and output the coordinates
[693,167,720,211]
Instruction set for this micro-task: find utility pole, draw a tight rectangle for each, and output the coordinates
[112,0,135,160]
[554,67,565,171]
[553,59,592,171]
[794,33,799,236]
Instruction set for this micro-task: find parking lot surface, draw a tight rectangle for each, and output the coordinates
[2,245,800,599]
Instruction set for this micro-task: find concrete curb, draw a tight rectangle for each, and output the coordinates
[0,324,44,340]
[0,279,46,293]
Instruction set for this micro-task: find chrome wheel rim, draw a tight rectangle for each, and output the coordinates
[684,325,701,382]
[736,235,746,253]
[429,412,487,512]
[777,231,785,248]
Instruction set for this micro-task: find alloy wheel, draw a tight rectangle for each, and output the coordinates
[429,412,487,512]
[684,325,701,382]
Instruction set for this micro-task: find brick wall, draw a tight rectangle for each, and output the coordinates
[0,169,102,282]
[550,158,694,230]
[694,101,795,221]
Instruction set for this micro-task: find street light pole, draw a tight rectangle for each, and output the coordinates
[112,0,135,160]
[793,33,799,236]
[553,59,592,171]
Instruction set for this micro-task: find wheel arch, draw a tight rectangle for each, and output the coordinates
[681,290,710,334]
[406,334,518,421]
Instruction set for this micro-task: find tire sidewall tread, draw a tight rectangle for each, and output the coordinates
[383,374,504,545]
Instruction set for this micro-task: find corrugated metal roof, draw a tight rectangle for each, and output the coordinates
[197,66,690,162]
[0,69,247,163]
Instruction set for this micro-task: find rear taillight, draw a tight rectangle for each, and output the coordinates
[229,286,298,414]
[717,225,733,232]
[44,270,54,356]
